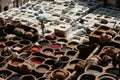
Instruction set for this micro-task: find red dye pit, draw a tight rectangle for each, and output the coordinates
[50,43,61,49]
[31,46,42,52]
[31,60,42,64]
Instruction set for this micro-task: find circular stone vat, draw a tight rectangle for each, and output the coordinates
[38,77,49,80]
[0,69,12,79]
[12,44,24,52]
[85,65,103,74]
[77,74,96,80]
[57,38,68,44]
[42,48,54,56]
[44,59,57,66]
[11,36,22,42]
[54,51,65,57]
[50,69,71,80]
[60,56,70,62]
[38,40,49,47]
[8,58,24,72]
[114,36,120,41]
[19,40,31,45]
[49,43,61,50]
[5,41,16,47]
[11,58,24,66]
[97,74,116,80]
[60,56,70,67]
[106,68,119,76]
[20,75,36,80]
[68,41,79,49]
[61,46,72,52]
[31,57,45,64]
[66,50,77,58]
[36,64,50,74]
[7,74,21,80]
[30,45,42,52]
[1,49,12,57]
[19,53,31,59]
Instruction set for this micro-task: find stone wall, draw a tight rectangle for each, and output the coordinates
[0,0,29,12]
[0,0,11,12]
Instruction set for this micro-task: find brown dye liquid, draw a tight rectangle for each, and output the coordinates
[0,41,4,44]
[37,67,48,73]
[87,70,101,74]
[67,64,75,69]
[12,61,21,65]
[43,51,53,55]
[68,44,76,48]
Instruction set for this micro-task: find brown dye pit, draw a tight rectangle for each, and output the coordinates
[12,61,22,65]
[68,41,79,49]
[11,58,24,66]
[42,48,54,56]
[11,37,22,42]
[54,51,65,57]
[43,51,53,55]
[61,47,72,52]
[92,31,103,37]
[37,67,47,73]
[86,65,103,74]
[77,44,97,60]
[57,39,68,44]
[36,64,49,73]
[78,74,96,80]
